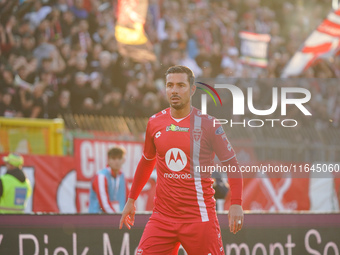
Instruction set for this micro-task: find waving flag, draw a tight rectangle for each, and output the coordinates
[115,0,156,62]
[282,9,340,78]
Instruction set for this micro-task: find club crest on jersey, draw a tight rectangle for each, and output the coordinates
[166,124,189,132]
[137,248,143,255]
[165,148,187,172]
[193,128,202,142]
[155,131,161,138]
[221,134,232,151]
[215,126,225,135]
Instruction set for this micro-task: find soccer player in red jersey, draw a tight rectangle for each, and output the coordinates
[119,65,243,255]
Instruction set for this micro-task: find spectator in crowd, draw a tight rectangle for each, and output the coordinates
[101,88,124,116]
[88,147,128,213]
[141,92,160,117]
[0,16,16,58]
[0,88,19,117]
[81,97,97,115]
[88,43,103,70]
[0,67,15,93]
[17,33,36,59]
[96,50,117,92]
[69,54,89,75]
[70,0,88,20]
[60,10,76,39]
[212,171,230,212]
[48,89,72,118]
[71,19,92,55]
[24,0,52,30]
[33,33,57,67]
[88,71,103,109]
[70,71,92,114]
[18,86,34,118]
[30,82,46,118]
[0,153,32,214]
[220,47,244,77]
[122,78,143,117]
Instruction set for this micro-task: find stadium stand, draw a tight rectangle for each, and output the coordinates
[0,0,339,122]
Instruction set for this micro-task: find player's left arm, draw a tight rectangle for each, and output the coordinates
[221,158,243,234]
[210,124,244,234]
[120,120,157,229]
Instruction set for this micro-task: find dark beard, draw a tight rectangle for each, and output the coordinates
[170,103,184,110]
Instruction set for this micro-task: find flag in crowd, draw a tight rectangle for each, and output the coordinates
[282,9,340,77]
[115,0,156,62]
[239,31,271,68]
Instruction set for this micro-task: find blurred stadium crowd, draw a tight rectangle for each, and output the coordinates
[0,0,339,128]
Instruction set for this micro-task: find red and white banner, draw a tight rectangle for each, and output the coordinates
[1,150,339,213]
[224,161,340,212]
[282,9,340,77]
[239,31,271,68]
[0,139,155,213]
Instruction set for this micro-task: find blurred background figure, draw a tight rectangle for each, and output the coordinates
[88,147,128,213]
[212,171,230,212]
[0,153,32,214]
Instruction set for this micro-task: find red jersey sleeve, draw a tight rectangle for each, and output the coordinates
[209,121,243,205]
[129,157,156,200]
[143,120,156,160]
[221,158,243,205]
[129,118,157,200]
[210,123,236,162]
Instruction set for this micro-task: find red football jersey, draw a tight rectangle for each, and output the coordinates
[143,107,236,223]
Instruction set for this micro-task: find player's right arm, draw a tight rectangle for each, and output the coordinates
[119,120,157,229]
[119,156,156,229]
[119,198,136,229]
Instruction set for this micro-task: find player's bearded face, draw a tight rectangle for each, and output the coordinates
[166,73,193,110]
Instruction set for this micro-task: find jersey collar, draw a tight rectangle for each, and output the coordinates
[169,107,193,122]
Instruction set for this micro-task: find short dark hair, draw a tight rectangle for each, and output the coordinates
[108,147,126,159]
[165,65,195,86]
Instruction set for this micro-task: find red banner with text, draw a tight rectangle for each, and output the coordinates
[1,148,339,213]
